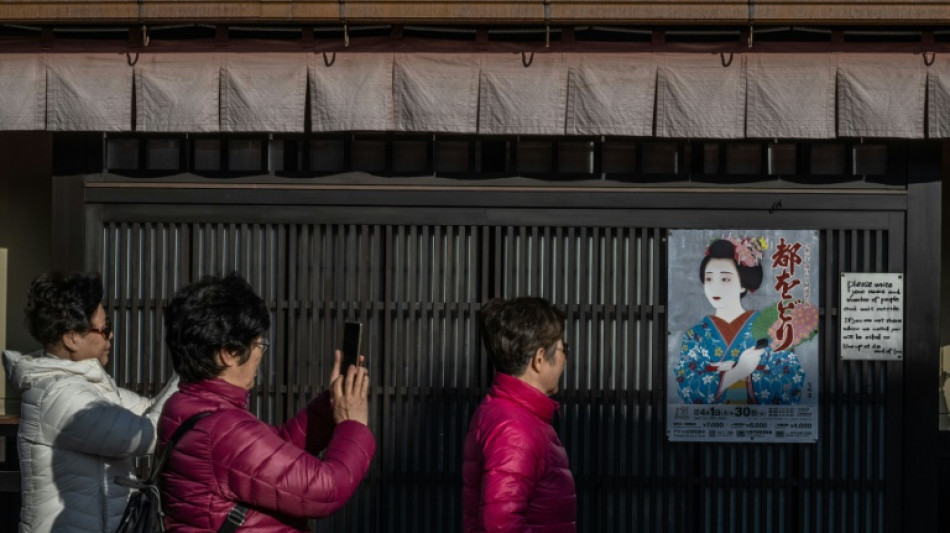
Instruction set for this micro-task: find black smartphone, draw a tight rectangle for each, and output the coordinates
[341,321,363,369]
[755,338,769,349]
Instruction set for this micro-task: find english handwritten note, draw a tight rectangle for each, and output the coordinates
[840,273,903,361]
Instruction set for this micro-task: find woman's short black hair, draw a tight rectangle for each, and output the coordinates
[699,239,763,296]
[479,297,565,376]
[164,273,270,384]
[25,271,103,348]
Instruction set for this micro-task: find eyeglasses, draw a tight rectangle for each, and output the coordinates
[86,319,113,340]
[256,339,270,356]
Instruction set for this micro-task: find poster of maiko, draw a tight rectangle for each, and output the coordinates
[666,230,820,443]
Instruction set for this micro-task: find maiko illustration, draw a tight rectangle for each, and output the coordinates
[674,236,811,404]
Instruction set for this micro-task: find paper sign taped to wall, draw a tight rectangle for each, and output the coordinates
[840,272,903,360]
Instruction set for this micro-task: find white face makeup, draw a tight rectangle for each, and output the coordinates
[703,258,746,319]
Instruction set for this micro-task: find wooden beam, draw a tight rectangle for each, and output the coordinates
[0,0,947,25]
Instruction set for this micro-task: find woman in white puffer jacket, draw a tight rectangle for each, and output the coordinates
[2,271,178,533]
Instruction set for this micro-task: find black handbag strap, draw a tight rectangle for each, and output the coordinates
[147,411,213,484]
[151,411,250,533]
[170,411,213,443]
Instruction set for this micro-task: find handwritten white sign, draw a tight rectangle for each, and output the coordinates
[840,272,903,360]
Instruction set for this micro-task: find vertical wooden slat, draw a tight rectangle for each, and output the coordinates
[286,223,299,416]
[130,222,143,391]
[873,229,886,533]
[141,222,155,394]
[626,226,636,533]
[156,223,169,380]
[884,210,906,533]
[846,229,859,533]
[819,229,833,533]
[101,222,114,373]
[404,224,417,530]
[273,223,287,422]
[651,227,669,533]
[165,222,176,377]
[117,221,131,387]
[857,229,870,533]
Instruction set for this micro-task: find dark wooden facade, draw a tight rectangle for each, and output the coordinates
[39,136,942,532]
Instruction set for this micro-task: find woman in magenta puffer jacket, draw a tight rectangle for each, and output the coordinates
[158,274,375,532]
[463,297,576,533]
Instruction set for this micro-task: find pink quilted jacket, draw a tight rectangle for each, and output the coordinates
[158,379,375,532]
[462,372,576,533]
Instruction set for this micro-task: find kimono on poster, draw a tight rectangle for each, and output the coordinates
[666,229,820,443]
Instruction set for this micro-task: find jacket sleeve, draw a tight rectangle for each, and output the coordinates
[277,391,335,454]
[113,374,180,418]
[211,413,375,518]
[477,419,543,532]
[36,378,166,458]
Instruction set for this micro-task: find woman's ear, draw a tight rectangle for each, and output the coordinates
[529,346,547,373]
[216,349,239,368]
[60,331,80,352]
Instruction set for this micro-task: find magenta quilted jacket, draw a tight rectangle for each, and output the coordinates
[158,379,375,532]
[462,372,576,533]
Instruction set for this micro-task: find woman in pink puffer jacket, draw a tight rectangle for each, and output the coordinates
[158,274,374,532]
[463,297,576,533]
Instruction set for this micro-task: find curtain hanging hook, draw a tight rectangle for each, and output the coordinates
[748,24,754,48]
[924,51,936,66]
[545,25,550,48]
[142,25,149,47]
[323,52,337,67]
[344,23,350,47]
[720,52,733,67]
[126,52,139,66]
[522,51,534,67]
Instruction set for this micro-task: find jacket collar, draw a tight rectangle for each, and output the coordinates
[179,378,251,409]
[489,371,559,422]
[2,349,110,392]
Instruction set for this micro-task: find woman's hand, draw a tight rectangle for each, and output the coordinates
[330,353,370,426]
[329,349,364,385]
[716,346,764,395]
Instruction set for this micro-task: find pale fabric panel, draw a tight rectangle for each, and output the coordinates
[478,53,567,135]
[566,53,655,136]
[136,53,220,132]
[838,54,924,138]
[222,53,307,132]
[393,53,479,133]
[927,55,950,138]
[655,53,746,139]
[747,54,835,139]
[0,55,45,130]
[47,54,132,131]
[311,52,393,132]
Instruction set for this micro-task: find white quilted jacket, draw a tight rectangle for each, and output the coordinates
[2,350,178,533]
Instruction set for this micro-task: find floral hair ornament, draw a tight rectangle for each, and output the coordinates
[707,235,769,268]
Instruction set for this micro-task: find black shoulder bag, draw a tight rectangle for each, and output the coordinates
[114,412,250,533]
